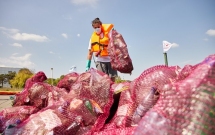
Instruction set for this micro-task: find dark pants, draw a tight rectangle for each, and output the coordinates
[95,61,118,78]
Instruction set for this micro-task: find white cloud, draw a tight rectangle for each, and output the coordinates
[206,29,215,36]
[77,34,80,37]
[11,33,48,42]
[171,43,179,48]
[0,27,19,34]
[62,33,68,39]
[0,53,35,68]
[0,26,49,42]
[49,51,55,54]
[12,43,22,47]
[71,0,99,7]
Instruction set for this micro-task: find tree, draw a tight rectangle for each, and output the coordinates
[10,68,34,88]
[45,75,64,86]
[0,72,16,88]
[0,74,6,88]
[5,71,16,86]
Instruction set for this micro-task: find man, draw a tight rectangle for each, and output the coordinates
[86,18,118,82]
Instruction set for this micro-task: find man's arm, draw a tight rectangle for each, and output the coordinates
[87,49,93,60]
[86,39,93,71]
[87,39,93,60]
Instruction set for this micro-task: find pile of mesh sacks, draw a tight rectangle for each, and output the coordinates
[0,54,215,135]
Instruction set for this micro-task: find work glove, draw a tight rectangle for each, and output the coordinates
[86,60,91,71]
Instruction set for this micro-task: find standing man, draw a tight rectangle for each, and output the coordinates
[86,18,117,82]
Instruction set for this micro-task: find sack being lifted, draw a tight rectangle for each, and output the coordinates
[108,30,133,74]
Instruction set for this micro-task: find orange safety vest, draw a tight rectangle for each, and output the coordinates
[90,24,114,56]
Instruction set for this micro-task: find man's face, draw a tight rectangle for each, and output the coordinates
[93,23,102,34]
[92,23,101,29]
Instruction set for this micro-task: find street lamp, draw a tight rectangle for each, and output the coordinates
[51,68,53,85]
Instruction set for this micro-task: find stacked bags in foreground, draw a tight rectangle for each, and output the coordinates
[0,54,214,135]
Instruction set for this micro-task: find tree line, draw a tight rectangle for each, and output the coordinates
[0,68,127,88]
[0,68,63,88]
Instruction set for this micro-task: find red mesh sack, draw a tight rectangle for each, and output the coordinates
[13,98,99,135]
[68,68,114,134]
[13,82,68,109]
[25,71,47,88]
[133,108,171,135]
[12,68,114,135]
[93,126,136,135]
[0,106,38,133]
[13,71,47,106]
[127,65,177,125]
[57,72,79,92]
[106,83,135,128]
[175,64,195,81]
[112,82,130,94]
[130,65,177,104]
[108,30,133,74]
[148,54,215,135]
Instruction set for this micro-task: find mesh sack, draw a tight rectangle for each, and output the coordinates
[12,96,100,135]
[130,65,177,104]
[93,126,135,135]
[127,65,177,125]
[108,30,133,74]
[133,108,171,135]
[107,85,135,128]
[14,82,68,110]
[13,71,47,106]
[28,83,68,109]
[69,68,114,134]
[57,72,79,92]
[112,82,130,94]
[149,54,215,135]
[175,64,195,81]
[14,105,69,135]
[131,87,158,125]
[14,68,114,135]
[0,106,38,133]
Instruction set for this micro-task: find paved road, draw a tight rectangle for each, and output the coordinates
[0,95,14,111]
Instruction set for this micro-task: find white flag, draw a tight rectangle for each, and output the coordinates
[163,40,172,52]
[69,66,77,73]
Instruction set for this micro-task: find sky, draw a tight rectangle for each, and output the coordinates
[0,0,215,81]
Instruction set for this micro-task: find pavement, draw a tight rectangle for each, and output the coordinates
[0,95,14,111]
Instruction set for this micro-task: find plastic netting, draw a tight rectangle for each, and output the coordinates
[1,68,114,135]
[0,54,214,135]
[57,72,79,92]
[13,82,68,109]
[144,55,215,135]
[107,87,135,128]
[12,71,48,106]
[127,65,177,126]
[96,54,214,135]
[0,106,38,133]
[67,68,114,135]
[108,30,133,74]
[94,127,135,135]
